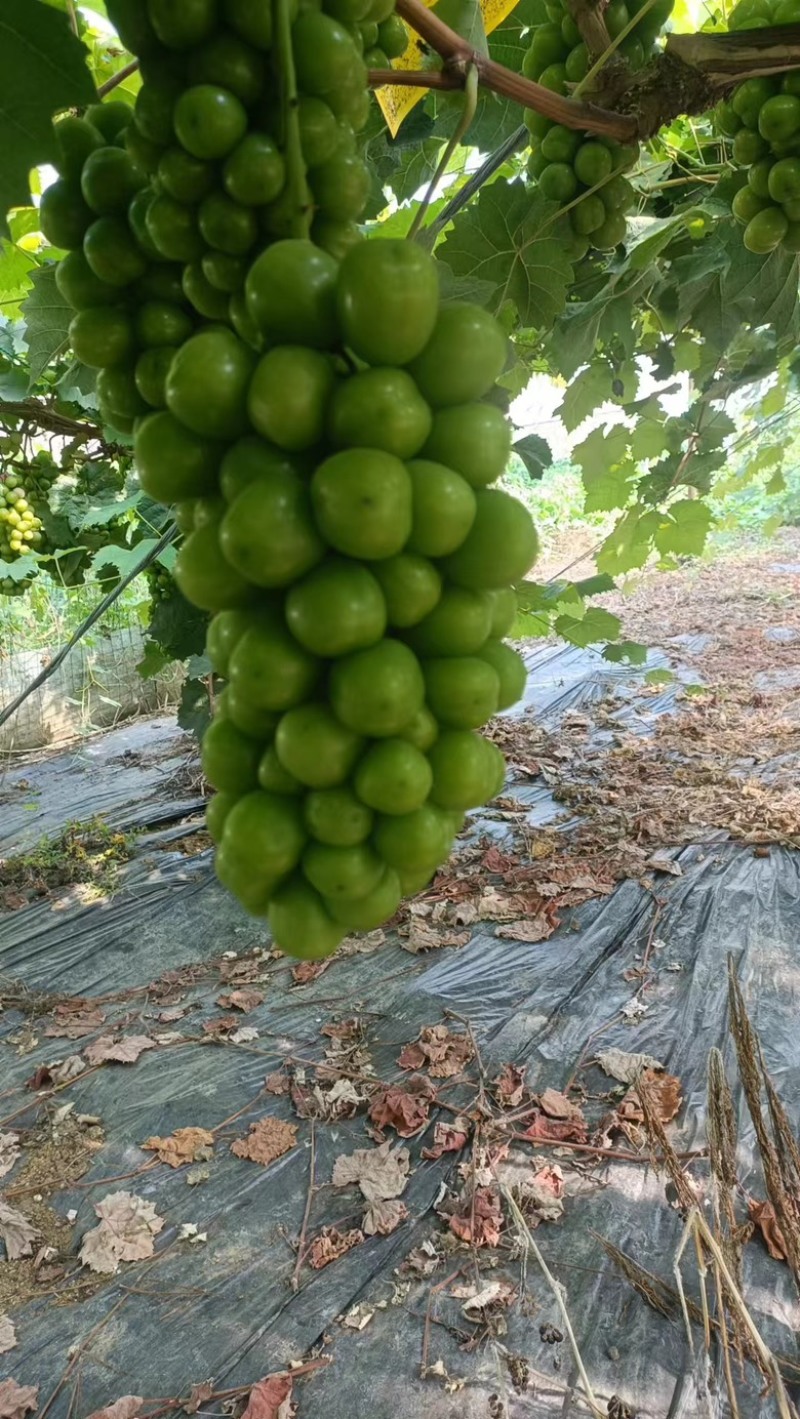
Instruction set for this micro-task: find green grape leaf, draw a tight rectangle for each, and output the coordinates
[0,0,96,236]
[21,263,71,386]
[0,552,39,582]
[556,606,621,647]
[583,456,636,514]
[572,423,628,476]
[178,675,212,740]
[596,507,660,576]
[512,432,552,480]
[654,500,712,557]
[629,401,668,463]
[148,583,208,661]
[622,209,706,272]
[602,640,648,665]
[89,540,157,579]
[0,240,37,314]
[645,668,675,686]
[137,639,172,681]
[438,184,573,329]
[559,361,613,433]
[574,572,615,597]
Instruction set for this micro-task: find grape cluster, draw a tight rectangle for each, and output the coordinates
[145,561,175,604]
[0,471,47,561]
[716,0,800,254]
[522,0,674,254]
[51,0,538,961]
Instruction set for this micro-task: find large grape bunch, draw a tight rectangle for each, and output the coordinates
[715,0,800,254]
[48,0,538,961]
[523,0,673,255]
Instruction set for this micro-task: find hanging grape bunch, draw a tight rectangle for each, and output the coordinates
[48,0,538,960]
[523,0,674,255]
[145,562,175,605]
[0,468,48,563]
[715,0,800,254]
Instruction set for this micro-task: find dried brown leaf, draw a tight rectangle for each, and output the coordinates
[331,1141,409,1201]
[363,1198,409,1235]
[368,1078,435,1138]
[84,1035,156,1065]
[86,1398,143,1419]
[522,1112,587,1144]
[402,919,470,953]
[449,1186,503,1248]
[265,1071,289,1095]
[308,1225,363,1269]
[202,1015,238,1035]
[142,1127,214,1169]
[539,1088,583,1122]
[44,1004,105,1039]
[79,1191,164,1274]
[597,1048,664,1084]
[493,1064,527,1109]
[0,1132,20,1179]
[494,914,556,944]
[618,1070,683,1125]
[241,1374,293,1419]
[0,1314,17,1355]
[184,1383,214,1415]
[0,1379,38,1419]
[748,1198,787,1262]
[231,1117,297,1166]
[291,958,331,985]
[421,1120,471,1160]
[216,988,265,1013]
[0,1200,38,1260]
[292,1077,364,1122]
[397,1024,474,1079]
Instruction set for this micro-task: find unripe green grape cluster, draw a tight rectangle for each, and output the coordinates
[145,561,175,604]
[715,0,800,254]
[522,0,676,254]
[0,471,47,562]
[49,0,538,961]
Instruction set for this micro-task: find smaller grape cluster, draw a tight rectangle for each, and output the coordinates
[0,470,48,561]
[716,0,800,255]
[521,0,673,254]
[145,561,175,604]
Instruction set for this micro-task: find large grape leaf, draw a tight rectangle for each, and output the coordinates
[0,0,97,235]
[20,263,71,386]
[438,184,573,329]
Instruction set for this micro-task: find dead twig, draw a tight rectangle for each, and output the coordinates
[292,1121,316,1291]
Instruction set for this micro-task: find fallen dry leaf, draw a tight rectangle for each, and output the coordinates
[332,1141,409,1201]
[645,851,682,876]
[157,1005,187,1023]
[0,1379,38,1419]
[86,1398,143,1419]
[44,1004,104,1039]
[142,1127,214,1169]
[265,1071,289,1095]
[216,988,265,1013]
[291,958,331,985]
[748,1198,787,1262]
[494,914,555,943]
[0,1200,38,1260]
[449,1186,503,1248]
[422,1119,471,1160]
[619,1069,683,1125]
[84,1036,156,1065]
[0,1133,20,1179]
[522,1111,587,1144]
[597,1048,664,1083]
[0,1314,17,1355]
[241,1375,293,1419]
[400,1239,442,1277]
[369,1077,435,1138]
[308,1225,363,1269]
[184,1383,214,1415]
[231,1117,297,1166]
[292,1076,364,1122]
[231,1026,259,1044]
[493,1064,527,1109]
[453,1279,516,1317]
[363,1198,409,1235]
[401,919,470,953]
[495,1152,565,1223]
[26,1055,85,1090]
[398,1024,474,1079]
[79,1191,164,1274]
[539,1088,584,1122]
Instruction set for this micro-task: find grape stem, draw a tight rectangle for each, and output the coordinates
[407,62,479,241]
[393,0,637,138]
[273,0,312,240]
[97,60,139,98]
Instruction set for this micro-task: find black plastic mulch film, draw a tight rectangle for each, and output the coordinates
[1,640,798,1418]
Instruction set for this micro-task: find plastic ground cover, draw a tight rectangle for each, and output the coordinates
[1,639,798,1419]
